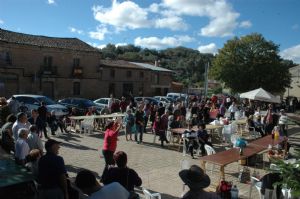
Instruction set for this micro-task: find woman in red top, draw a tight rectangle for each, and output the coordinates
[102,120,121,167]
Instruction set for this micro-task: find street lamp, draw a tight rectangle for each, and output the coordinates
[204,62,210,98]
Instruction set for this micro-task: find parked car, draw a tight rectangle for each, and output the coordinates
[166,92,187,101]
[153,96,174,107]
[9,94,69,117]
[93,98,121,109]
[58,97,102,115]
[134,97,160,105]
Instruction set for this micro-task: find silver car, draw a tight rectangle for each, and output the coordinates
[10,94,69,117]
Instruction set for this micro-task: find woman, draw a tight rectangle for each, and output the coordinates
[102,151,142,192]
[102,120,121,173]
[153,115,168,147]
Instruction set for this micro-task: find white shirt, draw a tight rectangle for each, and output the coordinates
[12,121,30,141]
[228,105,238,113]
[89,182,129,199]
[15,138,30,160]
[27,132,43,151]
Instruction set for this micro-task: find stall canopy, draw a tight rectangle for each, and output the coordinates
[239,88,280,103]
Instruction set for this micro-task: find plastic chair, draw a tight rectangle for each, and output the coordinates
[204,144,216,174]
[80,118,94,134]
[142,188,162,199]
[249,176,278,199]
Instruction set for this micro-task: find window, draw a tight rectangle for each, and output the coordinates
[43,56,52,71]
[126,71,132,78]
[73,82,80,95]
[110,69,115,78]
[140,71,144,79]
[108,83,115,96]
[73,58,80,67]
[5,52,12,65]
[154,73,159,84]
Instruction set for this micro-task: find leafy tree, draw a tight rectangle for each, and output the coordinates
[211,33,291,94]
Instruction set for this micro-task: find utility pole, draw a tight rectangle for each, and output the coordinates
[204,62,209,98]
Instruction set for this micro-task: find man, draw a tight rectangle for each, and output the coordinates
[75,169,129,199]
[12,112,30,141]
[38,139,68,199]
[264,104,274,135]
[28,109,43,135]
[27,125,43,153]
[15,128,30,165]
[134,104,144,144]
[38,101,48,138]
[179,165,220,199]
[228,101,238,120]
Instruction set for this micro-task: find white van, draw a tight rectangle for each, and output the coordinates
[166,93,187,101]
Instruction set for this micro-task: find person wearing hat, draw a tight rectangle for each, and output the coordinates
[38,139,68,199]
[179,165,220,199]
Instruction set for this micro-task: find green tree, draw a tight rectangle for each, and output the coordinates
[211,33,291,94]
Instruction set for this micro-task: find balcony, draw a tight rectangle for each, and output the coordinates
[72,67,83,78]
[40,65,57,75]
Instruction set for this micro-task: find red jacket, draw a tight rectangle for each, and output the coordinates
[103,129,119,152]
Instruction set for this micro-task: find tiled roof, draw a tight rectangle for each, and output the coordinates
[100,60,149,70]
[0,28,99,52]
[130,62,173,72]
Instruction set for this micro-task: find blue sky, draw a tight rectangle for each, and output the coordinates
[1,0,300,63]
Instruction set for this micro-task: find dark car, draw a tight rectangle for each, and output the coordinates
[134,97,160,106]
[58,98,102,115]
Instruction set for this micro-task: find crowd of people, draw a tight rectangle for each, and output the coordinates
[0,93,298,199]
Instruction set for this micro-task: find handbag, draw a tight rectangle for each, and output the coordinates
[216,180,232,199]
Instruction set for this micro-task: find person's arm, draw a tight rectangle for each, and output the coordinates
[131,169,142,187]
[59,174,69,199]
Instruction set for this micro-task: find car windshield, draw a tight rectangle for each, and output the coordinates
[36,96,56,105]
[82,100,95,107]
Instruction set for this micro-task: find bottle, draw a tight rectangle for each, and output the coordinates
[274,126,279,141]
[231,185,239,199]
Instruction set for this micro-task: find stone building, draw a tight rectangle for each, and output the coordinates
[284,65,300,98]
[0,29,173,99]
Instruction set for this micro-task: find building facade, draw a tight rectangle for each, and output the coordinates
[284,65,300,98]
[0,29,173,99]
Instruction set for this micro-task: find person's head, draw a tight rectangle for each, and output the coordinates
[268,104,273,109]
[105,121,115,130]
[41,101,46,106]
[155,115,160,122]
[31,109,38,117]
[17,112,27,123]
[45,139,61,154]
[29,125,37,133]
[114,151,127,168]
[18,128,29,139]
[179,165,210,191]
[6,114,17,123]
[248,115,254,120]
[26,149,41,162]
[280,109,285,115]
[75,169,99,196]
[198,123,206,130]
[126,109,132,114]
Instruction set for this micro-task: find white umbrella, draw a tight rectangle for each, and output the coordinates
[239,88,280,103]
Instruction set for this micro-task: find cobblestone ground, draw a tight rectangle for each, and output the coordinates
[44,124,300,199]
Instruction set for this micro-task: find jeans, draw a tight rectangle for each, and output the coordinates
[135,124,143,143]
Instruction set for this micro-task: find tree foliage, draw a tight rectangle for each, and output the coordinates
[100,45,214,87]
[211,33,291,94]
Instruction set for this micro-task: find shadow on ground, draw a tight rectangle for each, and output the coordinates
[61,141,98,151]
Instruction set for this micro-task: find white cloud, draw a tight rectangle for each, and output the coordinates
[115,43,128,47]
[0,19,4,24]
[89,26,108,41]
[47,0,55,5]
[87,42,106,49]
[68,27,84,35]
[134,35,194,49]
[148,3,160,13]
[155,16,188,31]
[198,43,218,54]
[162,0,240,37]
[280,44,300,64]
[239,20,252,28]
[92,0,150,31]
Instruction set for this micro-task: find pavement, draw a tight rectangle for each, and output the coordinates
[44,117,300,199]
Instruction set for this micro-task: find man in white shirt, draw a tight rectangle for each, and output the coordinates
[27,125,43,153]
[15,128,30,165]
[75,169,129,199]
[228,102,238,120]
[12,112,30,141]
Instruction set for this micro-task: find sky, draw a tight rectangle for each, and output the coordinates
[0,0,300,63]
